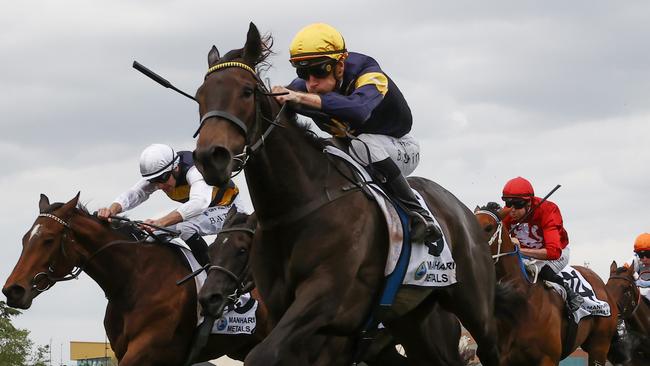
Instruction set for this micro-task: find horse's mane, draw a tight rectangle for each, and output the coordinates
[479,202,502,218]
[220,33,274,73]
[75,203,144,239]
[615,266,631,275]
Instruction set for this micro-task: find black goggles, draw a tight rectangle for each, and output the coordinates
[295,61,335,80]
[638,251,650,259]
[504,199,528,209]
[148,171,172,184]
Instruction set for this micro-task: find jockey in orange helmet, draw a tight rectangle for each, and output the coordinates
[501,176,584,311]
[625,233,650,301]
[272,23,442,246]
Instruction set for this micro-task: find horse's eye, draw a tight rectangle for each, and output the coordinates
[242,87,254,98]
[43,238,54,245]
[238,247,248,255]
[484,225,493,233]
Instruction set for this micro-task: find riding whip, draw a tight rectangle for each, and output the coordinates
[132,61,197,102]
[509,184,561,234]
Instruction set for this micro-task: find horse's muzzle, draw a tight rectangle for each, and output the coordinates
[193,145,233,187]
[2,284,33,309]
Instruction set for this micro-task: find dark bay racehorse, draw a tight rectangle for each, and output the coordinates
[191,22,499,365]
[199,209,472,366]
[606,261,650,365]
[2,194,263,366]
[475,203,617,366]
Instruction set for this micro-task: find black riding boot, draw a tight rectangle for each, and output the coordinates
[370,158,442,245]
[185,233,210,267]
[539,266,584,312]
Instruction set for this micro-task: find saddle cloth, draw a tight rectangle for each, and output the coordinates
[169,238,258,335]
[324,146,457,287]
[544,265,611,323]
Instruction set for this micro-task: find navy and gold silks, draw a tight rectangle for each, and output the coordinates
[288,52,412,138]
[164,151,239,206]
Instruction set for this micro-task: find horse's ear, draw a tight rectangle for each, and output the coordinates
[247,212,257,229]
[474,205,480,213]
[222,206,238,228]
[610,261,617,274]
[208,45,220,67]
[242,22,262,65]
[61,192,80,214]
[39,194,51,213]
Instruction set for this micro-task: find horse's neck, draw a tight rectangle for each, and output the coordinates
[69,215,142,299]
[246,116,334,220]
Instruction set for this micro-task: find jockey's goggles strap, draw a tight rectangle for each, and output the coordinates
[142,154,179,178]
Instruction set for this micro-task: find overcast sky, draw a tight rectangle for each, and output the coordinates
[2,1,649,363]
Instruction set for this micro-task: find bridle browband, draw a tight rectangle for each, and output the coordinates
[32,212,144,292]
[194,61,288,176]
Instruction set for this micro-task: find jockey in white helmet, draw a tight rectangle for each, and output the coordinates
[97,143,246,265]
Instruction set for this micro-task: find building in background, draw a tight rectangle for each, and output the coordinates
[70,341,116,366]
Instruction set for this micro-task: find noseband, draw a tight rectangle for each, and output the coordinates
[194,61,287,176]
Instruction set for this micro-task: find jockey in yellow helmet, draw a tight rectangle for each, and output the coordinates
[272,23,442,246]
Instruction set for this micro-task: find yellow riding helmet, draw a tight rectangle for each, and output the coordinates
[634,233,650,252]
[289,23,348,66]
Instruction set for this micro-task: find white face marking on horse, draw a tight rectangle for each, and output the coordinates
[222,237,229,244]
[29,224,42,241]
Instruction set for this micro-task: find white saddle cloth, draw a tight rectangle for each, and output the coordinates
[169,238,258,335]
[324,146,457,287]
[544,265,611,323]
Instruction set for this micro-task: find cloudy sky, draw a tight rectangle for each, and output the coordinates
[2,0,649,363]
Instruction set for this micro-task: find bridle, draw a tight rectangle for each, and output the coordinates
[609,273,641,319]
[206,225,256,307]
[194,61,287,177]
[31,213,144,292]
[31,213,82,291]
[475,210,532,282]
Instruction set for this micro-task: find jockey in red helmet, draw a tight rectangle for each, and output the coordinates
[501,177,583,311]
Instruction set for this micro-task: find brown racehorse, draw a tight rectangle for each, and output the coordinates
[198,208,472,366]
[606,261,650,365]
[2,194,264,366]
[191,23,501,366]
[475,202,618,366]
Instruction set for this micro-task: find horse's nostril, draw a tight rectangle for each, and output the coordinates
[3,284,26,301]
[209,293,223,305]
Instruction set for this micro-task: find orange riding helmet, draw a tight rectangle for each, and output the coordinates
[634,233,650,253]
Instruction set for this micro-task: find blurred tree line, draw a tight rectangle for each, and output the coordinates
[1,301,50,366]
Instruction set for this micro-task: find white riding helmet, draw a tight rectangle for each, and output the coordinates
[139,144,179,180]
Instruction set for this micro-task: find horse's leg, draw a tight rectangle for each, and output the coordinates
[441,280,499,366]
[244,274,362,366]
[385,298,463,366]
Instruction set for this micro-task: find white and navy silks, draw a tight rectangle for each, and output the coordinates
[626,254,650,302]
[114,151,244,240]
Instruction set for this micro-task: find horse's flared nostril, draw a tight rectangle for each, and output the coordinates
[194,145,233,186]
[3,284,26,304]
[199,291,225,316]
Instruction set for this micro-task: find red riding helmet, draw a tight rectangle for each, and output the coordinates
[502,177,535,200]
[634,233,650,253]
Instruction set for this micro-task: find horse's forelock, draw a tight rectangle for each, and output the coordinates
[479,202,502,217]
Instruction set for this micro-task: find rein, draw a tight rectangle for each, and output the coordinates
[475,210,531,283]
[32,213,145,292]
